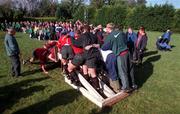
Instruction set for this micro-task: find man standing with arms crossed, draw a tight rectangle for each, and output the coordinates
[4,27,21,77]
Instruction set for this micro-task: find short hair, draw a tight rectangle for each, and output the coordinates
[139,26,145,32]
[106,23,115,30]
[7,27,15,34]
[83,24,90,32]
[75,30,81,35]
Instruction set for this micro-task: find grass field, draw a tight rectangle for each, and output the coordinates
[0,31,180,114]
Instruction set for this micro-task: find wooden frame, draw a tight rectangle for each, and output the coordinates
[64,72,130,108]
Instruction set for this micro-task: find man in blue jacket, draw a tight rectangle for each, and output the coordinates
[4,27,21,77]
[161,29,172,44]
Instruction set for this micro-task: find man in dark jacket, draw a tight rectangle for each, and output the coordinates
[4,27,21,77]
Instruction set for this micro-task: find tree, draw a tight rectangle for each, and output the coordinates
[90,0,104,9]
[0,0,14,21]
[173,9,180,32]
[56,0,84,19]
[136,0,146,5]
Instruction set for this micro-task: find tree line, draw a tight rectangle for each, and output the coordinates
[0,0,180,32]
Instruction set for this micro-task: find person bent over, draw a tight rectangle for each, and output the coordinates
[58,33,74,74]
[29,44,58,74]
[68,25,106,97]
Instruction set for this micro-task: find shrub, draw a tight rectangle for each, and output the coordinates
[173,9,180,32]
[126,4,175,31]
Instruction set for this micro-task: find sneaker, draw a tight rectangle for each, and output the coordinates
[132,85,138,90]
[120,88,133,93]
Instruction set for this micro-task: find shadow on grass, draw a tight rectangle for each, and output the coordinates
[0,75,6,78]
[22,62,61,76]
[90,106,112,114]
[0,77,49,113]
[21,69,42,76]
[13,89,80,114]
[135,55,161,88]
[143,50,158,57]
[46,62,61,71]
[171,45,176,48]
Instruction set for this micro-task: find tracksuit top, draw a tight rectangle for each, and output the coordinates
[103,30,128,56]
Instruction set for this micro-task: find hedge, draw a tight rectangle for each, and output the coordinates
[94,5,127,26]
[126,4,175,31]
[81,4,178,32]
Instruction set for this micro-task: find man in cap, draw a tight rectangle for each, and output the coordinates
[4,27,21,77]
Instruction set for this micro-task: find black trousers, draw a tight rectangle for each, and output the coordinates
[10,54,21,76]
[133,48,143,62]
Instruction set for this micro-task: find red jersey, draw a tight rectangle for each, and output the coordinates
[72,36,83,54]
[57,35,72,49]
[46,41,57,49]
[34,48,49,65]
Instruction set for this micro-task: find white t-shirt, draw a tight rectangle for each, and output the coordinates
[100,50,113,62]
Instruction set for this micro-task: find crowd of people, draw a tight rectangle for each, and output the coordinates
[3,20,172,97]
[1,20,104,42]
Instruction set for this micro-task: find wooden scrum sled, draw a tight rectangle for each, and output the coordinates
[64,71,130,108]
[56,50,130,108]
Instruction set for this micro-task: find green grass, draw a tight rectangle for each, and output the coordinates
[0,31,180,114]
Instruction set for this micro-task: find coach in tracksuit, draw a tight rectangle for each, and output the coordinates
[4,27,21,77]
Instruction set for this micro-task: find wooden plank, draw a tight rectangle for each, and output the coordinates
[98,78,115,97]
[102,92,130,107]
[64,72,131,108]
[64,76,79,90]
[79,87,103,107]
[77,72,104,101]
[65,77,103,107]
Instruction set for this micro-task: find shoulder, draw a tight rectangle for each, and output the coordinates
[5,34,12,40]
[142,34,148,39]
[133,32,137,35]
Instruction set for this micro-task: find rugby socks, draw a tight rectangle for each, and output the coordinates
[91,77,107,98]
[83,74,90,82]
[63,64,68,75]
[69,71,81,86]
[91,77,100,89]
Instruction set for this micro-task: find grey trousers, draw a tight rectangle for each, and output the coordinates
[117,52,135,90]
[10,54,21,76]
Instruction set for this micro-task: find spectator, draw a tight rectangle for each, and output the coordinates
[4,27,21,77]
[132,26,148,65]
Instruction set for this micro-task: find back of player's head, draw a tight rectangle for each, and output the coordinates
[83,25,90,32]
